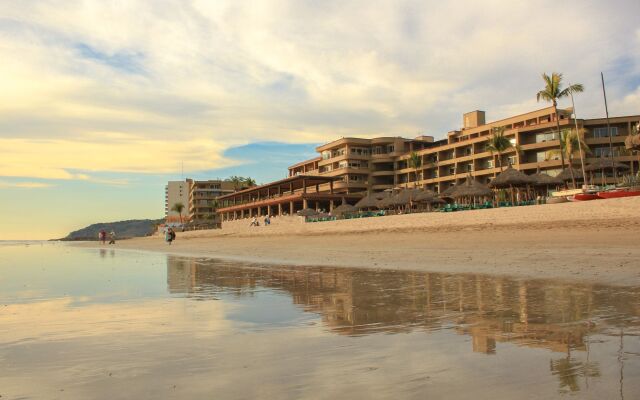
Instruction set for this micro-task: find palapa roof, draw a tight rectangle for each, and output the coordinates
[584,158,630,172]
[391,188,423,205]
[440,184,458,198]
[556,167,584,181]
[452,176,492,198]
[414,189,437,202]
[355,194,380,209]
[529,172,563,186]
[377,195,397,208]
[332,203,358,214]
[296,208,319,217]
[488,166,535,188]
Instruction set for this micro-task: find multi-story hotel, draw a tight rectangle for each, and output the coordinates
[288,107,639,194]
[165,181,189,223]
[187,179,236,222]
[215,106,639,221]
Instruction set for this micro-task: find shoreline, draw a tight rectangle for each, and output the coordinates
[73,197,640,286]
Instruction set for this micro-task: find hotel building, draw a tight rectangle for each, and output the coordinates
[187,179,235,222]
[216,106,639,221]
[165,181,189,223]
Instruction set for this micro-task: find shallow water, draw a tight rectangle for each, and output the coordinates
[0,242,639,399]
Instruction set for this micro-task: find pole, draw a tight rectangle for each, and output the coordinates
[569,86,588,187]
[601,72,615,184]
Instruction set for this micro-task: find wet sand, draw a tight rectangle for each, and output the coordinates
[76,196,640,285]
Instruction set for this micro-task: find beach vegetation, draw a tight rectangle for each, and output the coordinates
[546,128,591,188]
[486,127,513,175]
[171,202,185,224]
[536,72,584,173]
[408,152,422,187]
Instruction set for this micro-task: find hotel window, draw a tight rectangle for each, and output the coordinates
[338,161,348,169]
[486,160,494,169]
[593,127,618,138]
[321,151,331,160]
[387,145,395,153]
[507,156,517,165]
[466,164,473,172]
[535,131,558,143]
[350,147,370,156]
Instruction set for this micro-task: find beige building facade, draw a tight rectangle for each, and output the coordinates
[289,106,640,194]
[165,181,189,223]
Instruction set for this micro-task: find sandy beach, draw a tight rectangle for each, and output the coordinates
[76,196,640,286]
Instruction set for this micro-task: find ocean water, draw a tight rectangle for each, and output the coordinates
[0,242,638,399]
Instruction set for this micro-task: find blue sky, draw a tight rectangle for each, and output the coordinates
[0,0,639,239]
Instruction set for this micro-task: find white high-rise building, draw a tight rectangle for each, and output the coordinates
[165,181,189,223]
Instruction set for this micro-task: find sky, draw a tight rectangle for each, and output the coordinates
[1,0,639,240]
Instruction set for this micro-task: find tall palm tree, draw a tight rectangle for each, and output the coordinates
[536,72,584,173]
[226,176,244,191]
[171,202,185,224]
[486,127,513,176]
[408,152,422,187]
[546,128,591,188]
[243,177,257,187]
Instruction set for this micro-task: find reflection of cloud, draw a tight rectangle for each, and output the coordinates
[0,297,231,345]
[1,1,639,181]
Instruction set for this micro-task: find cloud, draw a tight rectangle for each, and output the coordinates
[0,0,638,182]
[0,180,55,188]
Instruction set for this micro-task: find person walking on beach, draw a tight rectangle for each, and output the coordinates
[98,230,107,244]
[108,230,116,245]
[264,215,271,226]
[250,217,259,227]
[165,227,175,245]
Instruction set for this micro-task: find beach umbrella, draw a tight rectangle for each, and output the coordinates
[355,194,380,210]
[452,176,492,199]
[332,203,358,215]
[296,208,319,217]
[377,195,396,209]
[440,184,458,198]
[414,189,437,202]
[529,172,563,186]
[556,167,584,181]
[489,167,535,206]
[488,166,535,188]
[584,158,629,172]
[392,188,422,205]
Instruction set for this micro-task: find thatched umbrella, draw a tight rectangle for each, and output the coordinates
[529,171,563,198]
[440,184,458,199]
[414,189,437,202]
[355,194,380,210]
[297,208,319,217]
[377,195,396,209]
[332,203,358,216]
[556,167,583,182]
[489,166,535,205]
[392,188,422,205]
[584,158,629,186]
[452,176,492,205]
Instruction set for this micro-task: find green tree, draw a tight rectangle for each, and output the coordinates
[486,126,513,175]
[171,202,185,224]
[546,128,591,188]
[408,152,422,187]
[226,176,244,191]
[536,72,584,173]
[243,177,257,187]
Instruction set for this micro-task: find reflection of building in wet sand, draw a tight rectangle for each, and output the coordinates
[167,256,640,356]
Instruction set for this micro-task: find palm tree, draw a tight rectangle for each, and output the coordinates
[226,176,244,191]
[536,72,584,173]
[408,152,422,187]
[546,128,591,188]
[171,202,185,224]
[486,127,513,176]
[243,177,257,188]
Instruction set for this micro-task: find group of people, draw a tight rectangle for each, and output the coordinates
[98,230,116,245]
[250,215,271,227]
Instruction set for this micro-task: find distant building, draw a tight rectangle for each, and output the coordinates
[165,181,189,223]
[187,179,236,222]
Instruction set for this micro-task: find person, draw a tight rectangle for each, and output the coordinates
[108,230,116,245]
[98,230,106,244]
[264,215,271,226]
[250,217,259,227]
[165,227,174,245]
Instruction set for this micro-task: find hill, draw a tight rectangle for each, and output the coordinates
[60,219,164,241]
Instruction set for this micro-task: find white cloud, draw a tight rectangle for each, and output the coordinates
[0,0,638,180]
[0,180,55,188]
